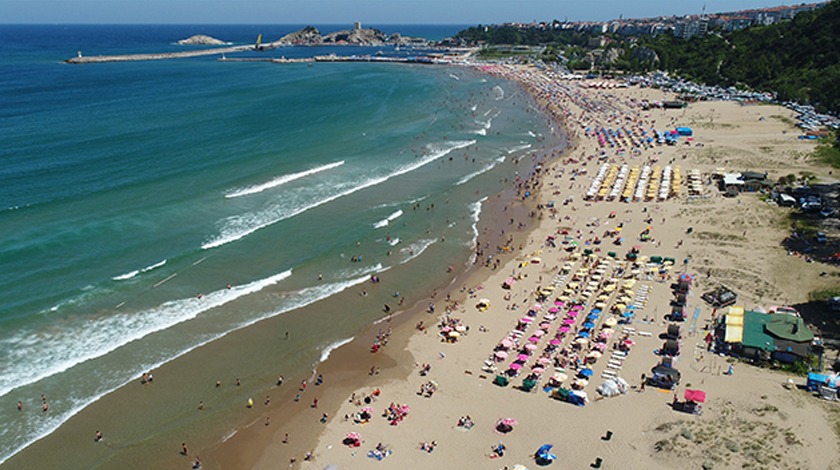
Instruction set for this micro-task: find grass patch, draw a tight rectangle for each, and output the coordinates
[770,115,795,126]
[809,288,840,302]
[813,141,840,169]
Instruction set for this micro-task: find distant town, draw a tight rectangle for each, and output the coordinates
[463,2,827,41]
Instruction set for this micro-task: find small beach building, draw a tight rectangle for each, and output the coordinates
[717,307,814,363]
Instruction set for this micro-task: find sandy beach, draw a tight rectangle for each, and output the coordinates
[219,65,840,470]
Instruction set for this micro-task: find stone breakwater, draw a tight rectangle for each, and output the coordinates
[65,45,250,63]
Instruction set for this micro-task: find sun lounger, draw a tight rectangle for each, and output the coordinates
[638,331,652,337]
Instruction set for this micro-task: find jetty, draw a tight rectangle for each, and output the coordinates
[66,45,253,63]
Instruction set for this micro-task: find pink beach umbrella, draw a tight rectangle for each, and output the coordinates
[593,342,607,351]
[537,357,552,365]
[509,363,523,370]
[532,303,543,311]
[544,314,557,321]
[533,330,545,338]
[568,311,579,317]
[520,317,533,323]
[528,336,540,343]
[532,367,545,375]
[559,326,571,333]
[539,322,552,330]
[563,318,575,325]
[554,300,565,306]
[524,343,538,352]
[495,350,509,359]
[500,338,514,349]
[548,307,560,313]
[549,338,562,345]
[517,353,530,361]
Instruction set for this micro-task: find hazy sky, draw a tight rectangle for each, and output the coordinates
[4,0,805,24]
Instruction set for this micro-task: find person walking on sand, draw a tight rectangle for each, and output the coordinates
[181,443,189,455]
[312,397,318,408]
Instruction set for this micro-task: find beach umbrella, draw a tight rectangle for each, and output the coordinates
[568,310,579,317]
[528,336,540,344]
[524,344,537,352]
[578,331,591,338]
[441,326,452,333]
[583,321,595,329]
[544,314,556,321]
[539,322,552,329]
[548,307,560,314]
[536,444,557,462]
[520,317,533,323]
[623,339,635,347]
[532,303,543,311]
[509,363,523,370]
[563,318,575,325]
[593,342,607,351]
[614,303,626,311]
[495,351,509,359]
[448,331,460,338]
[533,330,545,337]
[517,353,530,361]
[554,300,564,306]
[579,368,594,378]
[549,338,562,345]
[586,314,599,321]
[587,351,602,359]
[604,317,618,327]
[558,326,571,333]
[552,372,568,383]
[532,367,545,375]
[500,338,514,349]
[590,308,602,314]
[537,357,551,365]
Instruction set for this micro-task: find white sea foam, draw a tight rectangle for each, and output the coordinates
[373,209,404,229]
[506,143,533,154]
[399,238,436,263]
[388,237,401,246]
[493,85,505,101]
[334,263,384,279]
[202,140,476,250]
[112,259,167,281]
[0,270,292,400]
[449,73,459,80]
[468,197,488,251]
[319,337,354,362]
[225,161,345,199]
[456,157,504,186]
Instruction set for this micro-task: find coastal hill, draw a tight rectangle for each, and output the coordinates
[274,26,425,46]
[176,34,228,46]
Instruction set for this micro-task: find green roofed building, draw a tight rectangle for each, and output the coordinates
[723,310,813,363]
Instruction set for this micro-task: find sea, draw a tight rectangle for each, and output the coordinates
[0,24,564,467]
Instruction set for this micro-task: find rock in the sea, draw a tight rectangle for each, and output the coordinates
[322,28,388,45]
[177,35,227,46]
[277,26,322,45]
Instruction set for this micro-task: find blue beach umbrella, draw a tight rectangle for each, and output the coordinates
[580,368,593,378]
[587,314,599,321]
[583,321,595,330]
[590,308,602,314]
[578,331,591,338]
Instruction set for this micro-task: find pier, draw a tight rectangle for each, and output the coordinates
[66,45,252,63]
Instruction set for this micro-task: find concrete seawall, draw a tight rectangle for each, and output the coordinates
[65,45,251,63]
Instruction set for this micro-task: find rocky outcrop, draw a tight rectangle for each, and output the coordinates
[177,35,228,46]
[630,46,660,64]
[322,28,388,45]
[277,26,322,45]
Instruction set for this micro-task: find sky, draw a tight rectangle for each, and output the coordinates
[3,0,810,24]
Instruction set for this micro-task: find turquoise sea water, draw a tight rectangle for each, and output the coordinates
[0,25,563,465]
